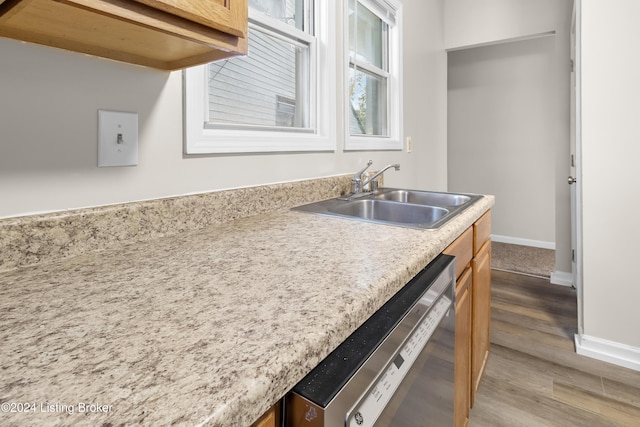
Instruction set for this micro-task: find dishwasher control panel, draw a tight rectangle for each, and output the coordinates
[347,295,452,427]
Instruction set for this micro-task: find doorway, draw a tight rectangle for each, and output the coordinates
[447,26,573,283]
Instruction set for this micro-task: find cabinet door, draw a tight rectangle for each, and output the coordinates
[471,239,491,406]
[1,0,247,70]
[251,401,280,427]
[133,0,247,37]
[454,267,472,427]
[443,226,473,280]
[473,210,491,255]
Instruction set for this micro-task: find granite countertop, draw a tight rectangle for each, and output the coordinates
[0,195,494,427]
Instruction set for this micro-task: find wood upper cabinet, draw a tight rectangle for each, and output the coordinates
[133,0,247,37]
[0,0,248,70]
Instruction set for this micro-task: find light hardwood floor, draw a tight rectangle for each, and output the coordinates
[469,270,640,427]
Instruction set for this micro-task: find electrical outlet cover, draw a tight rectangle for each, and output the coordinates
[98,110,138,167]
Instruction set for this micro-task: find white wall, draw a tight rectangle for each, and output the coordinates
[445,0,572,277]
[448,37,558,246]
[0,0,447,219]
[579,0,640,352]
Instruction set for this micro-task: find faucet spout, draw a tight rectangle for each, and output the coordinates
[361,163,400,191]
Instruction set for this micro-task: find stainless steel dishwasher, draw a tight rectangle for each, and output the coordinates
[286,254,456,427]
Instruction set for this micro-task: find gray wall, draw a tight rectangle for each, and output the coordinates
[445,0,572,278]
[448,37,558,247]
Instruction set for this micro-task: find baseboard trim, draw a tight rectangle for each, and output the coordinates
[575,333,640,372]
[491,234,555,250]
[550,270,573,287]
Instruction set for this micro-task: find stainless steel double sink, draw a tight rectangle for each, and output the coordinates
[292,188,482,230]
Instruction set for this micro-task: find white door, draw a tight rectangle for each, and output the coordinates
[571,0,583,335]
[570,3,577,285]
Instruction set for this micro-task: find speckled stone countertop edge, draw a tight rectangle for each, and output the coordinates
[0,187,494,427]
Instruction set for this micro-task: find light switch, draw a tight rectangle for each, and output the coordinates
[98,110,138,167]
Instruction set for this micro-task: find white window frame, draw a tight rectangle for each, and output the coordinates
[184,3,336,154]
[344,0,403,151]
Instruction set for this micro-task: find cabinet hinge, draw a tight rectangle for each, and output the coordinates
[570,59,575,73]
[572,249,576,262]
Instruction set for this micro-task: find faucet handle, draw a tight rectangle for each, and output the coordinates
[354,160,373,179]
[352,160,373,193]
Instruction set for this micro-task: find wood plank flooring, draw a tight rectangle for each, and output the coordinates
[469,270,640,427]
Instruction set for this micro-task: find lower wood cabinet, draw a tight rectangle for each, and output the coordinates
[454,266,472,427]
[444,209,491,426]
[250,401,280,427]
[471,238,491,405]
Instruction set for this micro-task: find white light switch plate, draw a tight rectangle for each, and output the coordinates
[98,110,138,167]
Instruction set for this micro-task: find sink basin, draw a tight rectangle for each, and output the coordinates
[372,189,471,207]
[292,188,481,230]
[327,199,448,225]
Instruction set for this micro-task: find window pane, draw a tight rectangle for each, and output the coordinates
[208,27,310,129]
[249,0,307,30]
[349,66,387,136]
[349,1,385,68]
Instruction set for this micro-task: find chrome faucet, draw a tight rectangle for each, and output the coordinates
[362,163,400,192]
[349,160,400,197]
[352,160,373,194]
